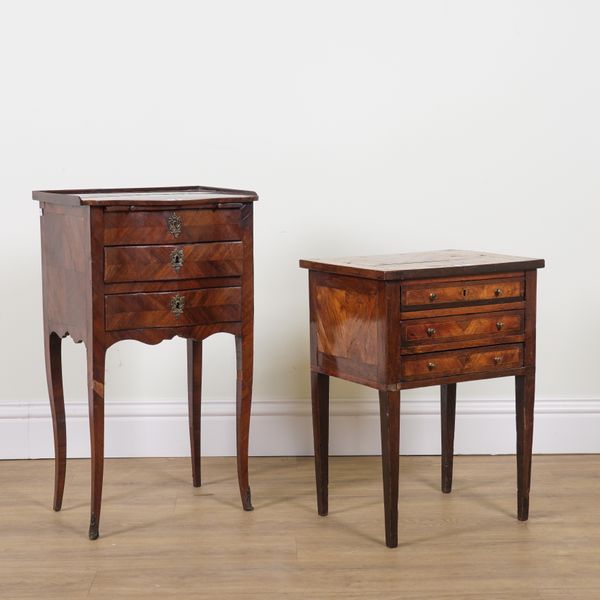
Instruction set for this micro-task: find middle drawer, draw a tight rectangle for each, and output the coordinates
[401,310,524,348]
[104,242,243,283]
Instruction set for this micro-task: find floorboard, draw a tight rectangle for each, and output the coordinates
[0,455,598,599]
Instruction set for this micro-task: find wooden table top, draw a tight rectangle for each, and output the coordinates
[299,249,545,281]
[32,185,258,207]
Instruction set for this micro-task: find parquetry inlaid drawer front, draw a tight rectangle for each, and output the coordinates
[401,344,523,380]
[402,278,524,308]
[104,208,242,245]
[401,310,524,346]
[104,242,243,283]
[105,286,242,331]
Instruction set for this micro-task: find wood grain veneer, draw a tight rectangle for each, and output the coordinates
[35,185,257,539]
[300,249,544,547]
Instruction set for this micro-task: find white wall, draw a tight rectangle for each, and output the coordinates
[1,1,599,458]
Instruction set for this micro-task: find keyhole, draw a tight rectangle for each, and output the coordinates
[462,288,468,297]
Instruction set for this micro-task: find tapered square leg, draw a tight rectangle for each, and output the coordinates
[87,342,105,540]
[379,390,400,548]
[516,371,535,521]
[187,339,203,487]
[235,334,253,511]
[441,383,457,494]
[44,330,66,512]
[311,371,329,516]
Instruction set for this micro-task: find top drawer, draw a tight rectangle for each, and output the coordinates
[104,208,242,245]
[402,276,524,308]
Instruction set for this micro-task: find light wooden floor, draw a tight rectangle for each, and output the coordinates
[1,455,599,599]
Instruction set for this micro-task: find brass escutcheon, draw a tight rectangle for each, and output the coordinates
[494,356,503,365]
[170,248,184,272]
[167,212,182,238]
[496,321,504,330]
[170,294,185,318]
[426,327,436,337]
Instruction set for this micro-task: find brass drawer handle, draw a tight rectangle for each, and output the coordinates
[170,294,185,318]
[494,288,502,297]
[496,321,504,331]
[167,212,182,238]
[429,292,437,302]
[170,248,184,272]
[427,362,436,371]
[426,327,436,337]
[494,356,503,365]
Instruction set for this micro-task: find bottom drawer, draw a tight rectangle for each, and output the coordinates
[401,344,523,380]
[105,287,241,331]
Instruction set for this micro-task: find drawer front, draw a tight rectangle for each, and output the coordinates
[104,242,243,283]
[401,344,523,380]
[105,287,242,331]
[104,208,242,245]
[402,310,524,345]
[402,277,524,308]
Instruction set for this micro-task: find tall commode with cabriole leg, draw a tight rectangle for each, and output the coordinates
[34,185,257,539]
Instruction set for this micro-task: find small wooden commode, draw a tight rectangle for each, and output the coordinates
[34,185,257,539]
[300,250,544,548]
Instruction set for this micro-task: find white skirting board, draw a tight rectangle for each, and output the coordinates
[1,397,599,459]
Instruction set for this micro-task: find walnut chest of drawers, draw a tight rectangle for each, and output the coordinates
[33,185,257,539]
[300,249,544,548]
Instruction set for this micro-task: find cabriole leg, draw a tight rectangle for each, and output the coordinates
[235,334,253,511]
[187,339,203,487]
[44,330,66,511]
[87,341,105,540]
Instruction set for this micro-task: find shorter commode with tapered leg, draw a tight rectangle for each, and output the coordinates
[300,249,544,548]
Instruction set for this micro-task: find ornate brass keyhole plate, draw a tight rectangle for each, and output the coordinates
[170,294,185,318]
[170,248,184,272]
[167,212,182,238]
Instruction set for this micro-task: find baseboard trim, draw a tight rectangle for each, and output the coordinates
[1,397,599,458]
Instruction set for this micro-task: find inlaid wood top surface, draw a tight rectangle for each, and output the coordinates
[33,186,257,207]
[299,249,545,281]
